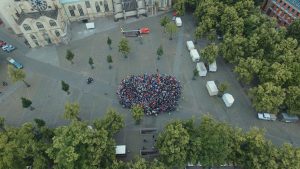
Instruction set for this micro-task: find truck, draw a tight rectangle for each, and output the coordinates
[257,112,277,121]
[121,27,150,37]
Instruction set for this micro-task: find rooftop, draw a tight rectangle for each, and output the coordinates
[15,9,58,25]
[273,0,300,11]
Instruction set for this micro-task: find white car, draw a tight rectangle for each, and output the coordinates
[257,113,277,121]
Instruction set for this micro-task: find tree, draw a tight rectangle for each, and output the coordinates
[66,50,74,64]
[220,6,244,36]
[107,36,112,49]
[131,104,144,124]
[234,57,263,85]
[34,118,46,128]
[0,122,53,169]
[287,19,300,44]
[46,121,115,169]
[285,86,300,115]
[61,80,70,94]
[173,0,185,16]
[21,97,34,110]
[219,34,246,63]
[63,102,81,121]
[93,108,124,136]
[118,38,130,58]
[194,115,233,168]
[200,43,218,64]
[156,120,189,168]
[89,57,94,69]
[239,128,278,169]
[156,45,164,60]
[7,65,30,87]
[259,62,292,86]
[130,157,147,169]
[160,16,170,29]
[249,82,286,113]
[218,82,229,94]
[107,55,113,69]
[0,116,5,131]
[192,68,199,80]
[165,22,178,40]
[277,143,300,169]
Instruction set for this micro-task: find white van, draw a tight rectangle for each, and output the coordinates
[208,60,217,72]
[175,17,182,27]
[186,41,195,51]
[196,62,207,77]
[190,49,200,62]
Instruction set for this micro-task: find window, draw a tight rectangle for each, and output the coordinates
[23,24,31,31]
[30,34,39,46]
[95,2,101,12]
[85,1,90,8]
[68,5,75,16]
[77,4,84,16]
[49,20,57,27]
[55,30,60,37]
[36,22,44,29]
[104,0,109,12]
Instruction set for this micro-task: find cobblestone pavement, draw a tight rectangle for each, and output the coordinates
[0,12,299,161]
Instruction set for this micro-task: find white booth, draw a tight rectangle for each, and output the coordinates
[115,145,126,155]
[196,62,207,77]
[209,60,217,72]
[86,22,95,30]
[206,81,218,96]
[186,41,195,51]
[190,49,200,62]
[175,17,182,27]
[222,93,234,107]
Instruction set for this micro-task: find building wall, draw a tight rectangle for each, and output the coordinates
[0,0,171,48]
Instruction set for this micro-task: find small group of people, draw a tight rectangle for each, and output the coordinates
[86,77,94,84]
[117,73,181,115]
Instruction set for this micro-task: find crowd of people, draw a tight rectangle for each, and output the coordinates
[117,74,181,115]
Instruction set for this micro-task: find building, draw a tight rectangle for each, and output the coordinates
[262,0,300,26]
[0,0,171,48]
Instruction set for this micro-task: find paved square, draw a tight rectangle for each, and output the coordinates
[0,12,300,160]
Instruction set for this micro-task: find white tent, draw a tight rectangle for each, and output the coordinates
[206,81,218,96]
[196,62,207,77]
[190,49,200,62]
[175,17,182,27]
[208,60,217,72]
[86,22,95,29]
[222,93,234,107]
[115,145,126,155]
[186,41,195,51]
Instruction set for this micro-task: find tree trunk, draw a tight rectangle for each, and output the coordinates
[22,80,30,87]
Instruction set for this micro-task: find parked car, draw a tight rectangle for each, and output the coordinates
[257,112,277,121]
[2,44,16,52]
[6,57,23,69]
[279,113,299,123]
[0,40,7,47]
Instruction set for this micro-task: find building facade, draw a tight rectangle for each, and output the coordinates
[0,0,171,48]
[262,0,300,26]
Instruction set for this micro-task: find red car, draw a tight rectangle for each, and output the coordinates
[0,41,6,47]
[139,27,150,34]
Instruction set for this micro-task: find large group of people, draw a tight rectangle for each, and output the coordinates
[117,74,181,115]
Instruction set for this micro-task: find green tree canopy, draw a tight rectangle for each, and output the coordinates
[249,82,286,113]
[63,102,81,121]
[285,86,300,115]
[46,121,113,169]
[7,65,30,87]
[287,19,300,44]
[118,38,130,58]
[234,57,263,84]
[131,104,144,124]
[156,120,189,168]
[165,22,178,40]
[200,43,218,64]
[66,50,75,64]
